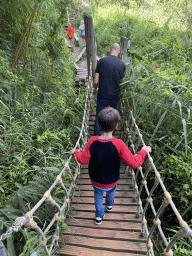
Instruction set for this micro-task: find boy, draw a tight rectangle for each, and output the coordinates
[70,107,151,225]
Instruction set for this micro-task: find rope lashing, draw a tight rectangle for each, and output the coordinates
[147,239,153,249]
[54,213,65,222]
[163,249,174,256]
[53,234,59,241]
[24,212,37,229]
[56,174,65,188]
[146,197,153,204]
[44,191,57,206]
[39,238,47,247]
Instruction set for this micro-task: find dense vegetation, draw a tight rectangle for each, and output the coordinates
[0,0,192,255]
[0,0,87,254]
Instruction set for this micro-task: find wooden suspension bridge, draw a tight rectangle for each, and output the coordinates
[0,12,192,256]
[57,15,147,255]
[56,113,148,255]
[56,13,192,256]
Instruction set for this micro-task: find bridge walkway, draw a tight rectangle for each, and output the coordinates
[56,110,147,255]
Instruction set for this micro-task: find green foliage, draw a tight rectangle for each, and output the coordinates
[0,47,84,202]
[90,1,192,255]
[161,154,192,214]
[0,0,85,254]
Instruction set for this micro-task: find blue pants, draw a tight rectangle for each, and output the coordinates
[93,185,117,217]
[94,98,119,136]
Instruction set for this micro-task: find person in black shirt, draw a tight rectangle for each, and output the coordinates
[94,43,126,135]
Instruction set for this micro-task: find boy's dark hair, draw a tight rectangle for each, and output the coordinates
[98,107,120,132]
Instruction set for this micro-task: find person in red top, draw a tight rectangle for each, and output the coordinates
[70,107,151,225]
[66,25,75,45]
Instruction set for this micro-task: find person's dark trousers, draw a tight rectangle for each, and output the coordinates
[94,97,119,136]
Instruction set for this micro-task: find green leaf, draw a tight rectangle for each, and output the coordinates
[0,185,4,192]
[182,118,188,155]
[149,111,167,143]
[0,100,10,112]
[7,235,16,256]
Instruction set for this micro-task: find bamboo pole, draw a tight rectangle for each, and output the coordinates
[12,4,38,68]
[22,4,38,75]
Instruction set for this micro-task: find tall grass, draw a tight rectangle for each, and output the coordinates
[0,1,86,254]
[90,1,192,254]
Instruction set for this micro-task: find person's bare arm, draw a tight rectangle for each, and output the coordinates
[94,73,99,93]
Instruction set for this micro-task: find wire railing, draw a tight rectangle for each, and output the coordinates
[120,95,192,256]
[0,81,92,256]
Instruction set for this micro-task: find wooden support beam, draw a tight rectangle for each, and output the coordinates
[74,32,79,42]
[75,47,86,63]
[120,36,129,62]
[84,13,97,80]
[74,63,80,70]
[64,38,72,48]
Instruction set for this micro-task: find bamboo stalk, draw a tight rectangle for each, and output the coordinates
[22,4,38,75]
[36,45,49,76]
[12,5,38,68]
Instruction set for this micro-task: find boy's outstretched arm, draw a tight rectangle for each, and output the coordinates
[117,141,152,169]
[70,138,93,165]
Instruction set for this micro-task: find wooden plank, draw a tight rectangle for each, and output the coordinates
[65,218,141,231]
[74,32,79,41]
[68,211,140,223]
[71,204,137,213]
[64,38,72,48]
[75,47,86,63]
[63,226,146,241]
[72,197,136,206]
[65,226,145,241]
[57,244,146,256]
[77,69,87,74]
[74,63,80,69]
[58,235,147,254]
[76,75,87,78]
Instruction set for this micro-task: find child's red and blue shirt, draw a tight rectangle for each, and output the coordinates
[74,136,147,188]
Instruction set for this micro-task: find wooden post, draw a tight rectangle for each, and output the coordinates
[119,36,129,62]
[84,13,97,80]
[91,29,97,79]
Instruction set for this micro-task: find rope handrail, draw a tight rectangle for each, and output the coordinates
[120,95,192,256]
[0,81,93,256]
